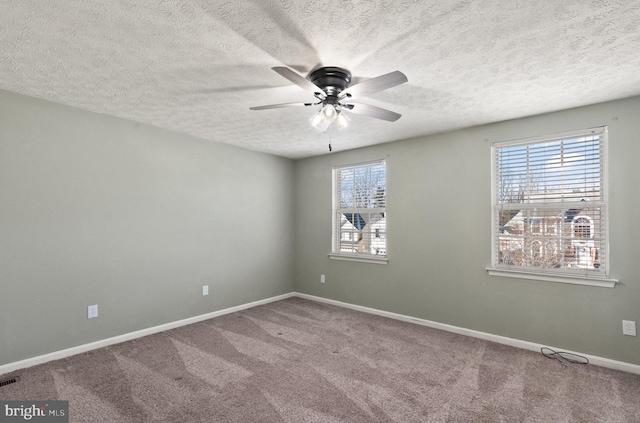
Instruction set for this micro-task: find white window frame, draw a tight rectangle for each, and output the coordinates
[488,127,617,288]
[329,159,388,264]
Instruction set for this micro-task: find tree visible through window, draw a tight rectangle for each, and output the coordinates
[491,127,609,280]
[332,160,386,259]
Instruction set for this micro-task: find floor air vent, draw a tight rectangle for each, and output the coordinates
[0,376,19,387]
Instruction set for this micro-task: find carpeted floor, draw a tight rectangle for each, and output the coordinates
[2,297,640,422]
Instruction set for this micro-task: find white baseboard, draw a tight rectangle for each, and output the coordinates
[0,292,295,376]
[294,292,640,376]
[2,291,639,377]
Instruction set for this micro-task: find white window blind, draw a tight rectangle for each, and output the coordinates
[332,160,386,260]
[491,127,611,283]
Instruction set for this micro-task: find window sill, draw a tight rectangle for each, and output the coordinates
[487,268,618,288]
[329,253,388,264]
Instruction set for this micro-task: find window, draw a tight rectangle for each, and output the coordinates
[573,216,592,238]
[330,160,387,263]
[489,127,616,287]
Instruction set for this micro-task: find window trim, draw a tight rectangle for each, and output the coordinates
[486,267,617,288]
[488,126,617,288]
[328,253,389,264]
[331,159,388,264]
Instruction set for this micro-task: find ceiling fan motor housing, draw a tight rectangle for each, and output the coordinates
[309,67,352,104]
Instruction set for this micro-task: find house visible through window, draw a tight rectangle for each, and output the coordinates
[490,127,614,286]
[331,160,387,263]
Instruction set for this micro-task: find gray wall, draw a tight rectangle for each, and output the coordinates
[0,90,295,366]
[3,88,639,369]
[294,96,640,365]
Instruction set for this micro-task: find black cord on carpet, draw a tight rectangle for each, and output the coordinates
[541,347,589,368]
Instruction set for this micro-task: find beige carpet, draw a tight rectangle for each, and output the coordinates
[2,297,639,422]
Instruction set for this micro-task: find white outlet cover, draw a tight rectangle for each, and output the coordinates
[320,275,325,283]
[622,320,636,336]
[202,285,209,296]
[88,305,98,319]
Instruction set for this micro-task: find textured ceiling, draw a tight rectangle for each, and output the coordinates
[2,1,640,159]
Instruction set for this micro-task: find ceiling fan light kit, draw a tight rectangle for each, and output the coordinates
[309,110,330,130]
[250,66,407,131]
[336,112,350,129]
[321,103,337,122]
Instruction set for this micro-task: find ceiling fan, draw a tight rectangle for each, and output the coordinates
[250,66,408,130]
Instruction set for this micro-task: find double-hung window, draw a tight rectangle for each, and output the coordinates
[489,127,616,287]
[330,160,387,263]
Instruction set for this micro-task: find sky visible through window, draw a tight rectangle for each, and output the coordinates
[498,135,601,204]
[338,163,386,209]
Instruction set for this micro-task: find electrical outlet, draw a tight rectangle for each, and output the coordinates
[622,320,636,336]
[202,285,209,296]
[88,304,98,319]
[320,274,325,283]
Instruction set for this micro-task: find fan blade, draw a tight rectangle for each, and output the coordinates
[339,71,407,100]
[272,67,326,99]
[250,102,317,110]
[342,103,402,122]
